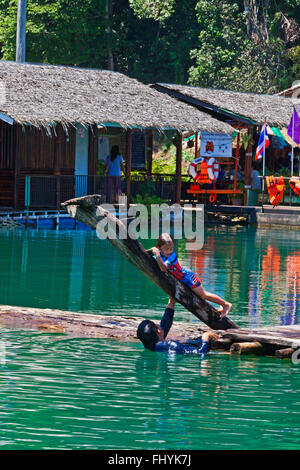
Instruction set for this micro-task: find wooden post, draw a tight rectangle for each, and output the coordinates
[53,135,62,210]
[16,0,27,63]
[175,132,182,205]
[14,125,19,210]
[125,129,132,207]
[146,130,153,178]
[244,125,254,205]
[88,124,98,176]
[234,129,240,192]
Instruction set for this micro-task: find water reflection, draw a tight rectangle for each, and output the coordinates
[184,228,300,326]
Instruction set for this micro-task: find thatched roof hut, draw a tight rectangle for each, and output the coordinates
[152,83,300,128]
[278,82,300,99]
[0,61,234,135]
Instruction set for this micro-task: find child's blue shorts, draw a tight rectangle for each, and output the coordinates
[181,269,201,289]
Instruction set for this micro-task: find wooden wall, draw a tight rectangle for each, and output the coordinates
[0,121,17,207]
[16,124,76,175]
[13,124,77,209]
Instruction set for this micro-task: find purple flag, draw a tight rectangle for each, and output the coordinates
[288,107,300,145]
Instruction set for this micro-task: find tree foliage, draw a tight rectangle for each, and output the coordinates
[128,0,175,23]
[0,0,109,67]
[0,0,299,92]
[188,0,300,92]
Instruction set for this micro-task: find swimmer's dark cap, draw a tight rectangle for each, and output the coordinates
[137,319,159,351]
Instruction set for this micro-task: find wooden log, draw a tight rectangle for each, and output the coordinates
[218,326,300,349]
[61,195,239,331]
[275,348,295,359]
[0,305,207,342]
[230,341,268,355]
[210,337,233,350]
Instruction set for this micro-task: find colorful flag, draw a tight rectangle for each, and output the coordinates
[255,122,270,160]
[287,107,300,145]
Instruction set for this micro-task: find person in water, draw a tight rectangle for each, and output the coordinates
[151,233,232,318]
[137,297,218,354]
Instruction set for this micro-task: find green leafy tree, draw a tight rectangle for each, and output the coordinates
[188,0,288,93]
[0,0,109,67]
[0,0,298,92]
[114,0,199,83]
[189,0,300,92]
[128,0,175,23]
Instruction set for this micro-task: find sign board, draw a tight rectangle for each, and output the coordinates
[132,131,146,169]
[200,133,232,158]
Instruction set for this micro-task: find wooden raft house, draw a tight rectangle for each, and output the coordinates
[152,83,300,205]
[0,60,233,211]
[2,194,298,360]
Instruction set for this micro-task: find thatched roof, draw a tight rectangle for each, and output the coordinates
[278,83,300,98]
[153,83,300,128]
[0,61,234,134]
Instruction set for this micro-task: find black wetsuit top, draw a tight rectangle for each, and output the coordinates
[154,308,210,356]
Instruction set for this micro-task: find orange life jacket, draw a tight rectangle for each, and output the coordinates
[289,176,300,197]
[195,160,211,184]
[266,176,285,207]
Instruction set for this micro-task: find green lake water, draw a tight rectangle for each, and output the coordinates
[0,225,299,449]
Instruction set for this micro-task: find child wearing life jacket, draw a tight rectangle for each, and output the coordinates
[151,233,232,319]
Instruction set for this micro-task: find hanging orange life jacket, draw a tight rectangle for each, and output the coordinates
[289,176,300,197]
[195,160,211,184]
[266,176,285,207]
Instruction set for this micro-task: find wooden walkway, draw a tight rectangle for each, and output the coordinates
[1,305,299,359]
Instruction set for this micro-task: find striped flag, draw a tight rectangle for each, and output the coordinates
[255,122,270,160]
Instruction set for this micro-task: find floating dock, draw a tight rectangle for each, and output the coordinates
[1,305,299,360]
[206,204,300,227]
[1,204,300,228]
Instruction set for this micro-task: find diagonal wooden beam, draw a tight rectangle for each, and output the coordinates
[61,195,239,330]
